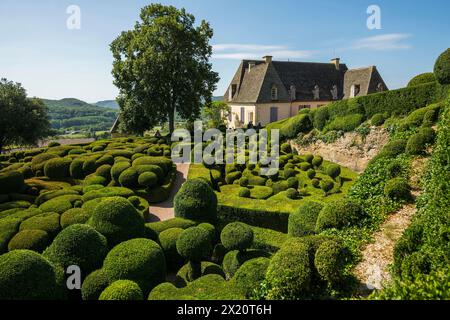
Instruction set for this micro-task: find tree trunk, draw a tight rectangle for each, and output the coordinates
[168,109,175,136]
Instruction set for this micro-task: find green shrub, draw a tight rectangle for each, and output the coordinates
[99,280,143,301]
[225,171,242,184]
[222,249,270,279]
[280,143,292,154]
[221,222,254,251]
[95,164,112,179]
[39,194,81,214]
[408,72,436,87]
[132,156,172,174]
[0,170,24,194]
[7,229,50,253]
[111,162,131,182]
[176,227,212,263]
[286,177,299,189]
[96,154,114,167]
[135,164,164,182]
[311,156,323,168]
[313,107,329,130]
[81,269,110,300]
[371,113,386,126]
[88,197,145,246]
[118,168,139,188]
[158,228,184,270]
[31,153,59,172]
[20,212,61,238]
[174,178,218,223]
[288,201,323,237]
[239,177,249,187]
[43,224,108,274]
[405,129,436,155]
[82,157,98,175]
[299,162,312,171]
[69,159,84,179]
[387,160,405,178]
[286,188,300,200]
[138,172,158,188]
[283,168,296,179]
[324,114,364,133]
[280,114,313,139]
[320,179,334,196]
[384,178,412,201]
[238,187,251,198]
[326,164,341,180]
[84,175,107,187]
[265,239,311,299]
[60,208,90,229]
[47,141,61,148]
[232,257,270,298]
[314,240,347,284]
[145,218,196,235]
[311,179,320,188]
[0,250,62,299]
[306,169,316,179]
[316,199,363,232]
[434,48,450,85]
[103,238,166,294]
[379,139,408,159]
[175,261,225,287]
[82,186,135,202]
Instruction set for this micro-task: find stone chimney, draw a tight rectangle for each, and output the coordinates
[331,58,340,70]
[248,61,256,72]
[263,55,273,63]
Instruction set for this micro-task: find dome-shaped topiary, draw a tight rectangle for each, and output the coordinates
[220,222,253,252]
[7,229,50,253]
[312,156,323,168]
[174,178,218,223]
[434,48,450,85]
[314,240,348,284]
[135,164,164,182]
[197,223,217,243]
[81,269,110,300]
[0,250,61,299]
[99,280,143,301]
[265,239,311,299]
[118,168,139,188]
[371,113,386,126]
[103,238,166,295]
[239,177,249,187]
[238,187,251,198]
[20,212,61,238]
[60,208,90,229]
[232,257,270,298]
[384,177,412,201]
[286,188,300,200]
[176,227,213,262]
[0,170,24,194]
[158,228,184,270]
[326,164,341,180]
[407,72,436,87]
[43,224,108,275]
[88,197,145,246]
[288,201,324,237]
[70,159,85,179]
[316,199,363,232]
[320,179,334,195]
[44,158,72,179]
[95,164,112,179]
[31,153,59,172]
[110,162,131,182]
[138,172,158,188]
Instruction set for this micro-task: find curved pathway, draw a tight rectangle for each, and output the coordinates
[147,163,190,222]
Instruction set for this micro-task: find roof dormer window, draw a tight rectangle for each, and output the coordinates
[271,85,278,100]
[229,84,237,100]
[350,84,360,98]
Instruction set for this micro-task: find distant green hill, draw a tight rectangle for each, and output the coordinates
[41,98,118,134]
[94,100,120,109]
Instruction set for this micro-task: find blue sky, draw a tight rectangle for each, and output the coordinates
[0,0,449,102]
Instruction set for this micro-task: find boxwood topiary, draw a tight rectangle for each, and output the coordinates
[0,250,62,299]
[43,224,108,275]
[88,197,145,246]
[286,177,299,189]
[70,159,85,179]
[225,171,242,185]
[286,188,300,199]
[434,48,450,85]
[174,178,218,223]
[222,249,269,280]
[82,186,135,202]
[31,153,59,172]
[314,240,348,284]
[232,257,270,298]
[138,172,158,188]
[311,178,320,188]
[175,261,225,287]
[0,170,24,194]
[326,164,341,180]
[384,177,412,201]
[95,164,112,179]
[320,179,334,196]
[315,199,363,232]
[118,168,139,188]
[407,72,436,87]
[20,212,61,238]
[111,162,131,182]
[284,168,296,179]
[99,280,143,301]
[39,194,82,214]
[103,238,166,294]
[265,239,311,299]
[60,208,90,229]
[371,113,386,126]
[7,229,50,253]
[81,269,110,300]
[43,158,72,179]
[220,222,253,252]
[288,201,324,237]
[158,228,184,270]
[135,164,164,183]
[238,187,251,198]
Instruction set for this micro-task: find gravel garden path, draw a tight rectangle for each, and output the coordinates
[147,163,190,222]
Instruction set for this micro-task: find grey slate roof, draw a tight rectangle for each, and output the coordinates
[224,59,387,104]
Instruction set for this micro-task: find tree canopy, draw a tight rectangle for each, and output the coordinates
[110,4,219,135]
[0,78,51,153]
[203,101,230,129]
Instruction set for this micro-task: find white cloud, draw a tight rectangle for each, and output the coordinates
[212,43,314,60]
[350,33,412,51]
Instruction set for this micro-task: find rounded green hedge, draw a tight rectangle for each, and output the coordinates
[239,177,249,187]
[99,280,144,301]
[371,113,386,126]
[266,239,311,299]
[286,188,300,200]
[95,164,112,179]
[384,177,412,201]
[82,186,135,202]
[103,238,166,294]
[225,171,242,184]
[326,164,341,180]
[288,201,324,237]
[20,212,61,238]
[111,162,131,182]
[8,229,50,253]
[39,194,81,214]
[60,208,90,229]
[0,250,61,299]
[238,187,251,198]
[81,269,110,300]
[434,48,450,85]
[232,257,270,298]
[138,172,158,188]
[222,249,269,279]
[407,72,436,87]
[220,222,253,252]
[159,228,184,270]
[175,261,225,287]
[315,199,363,232]
[43,224,108,274]
[44,158,72,179]
[320,179,334,195]
[132,156,172,174]
[314,240,347,284]
[118,168,139,188]
[311,178,320,188]
[31,153,59,172]
[88,197,145,246]
[312,156,323,168]
[176,227,212,262]
[0,170,24,194]
[69,159,85,179]
[135,164,164,182]
[174,178,217,223]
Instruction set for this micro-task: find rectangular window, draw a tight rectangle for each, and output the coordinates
[270,107,278,122]
[240,107,245,123]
